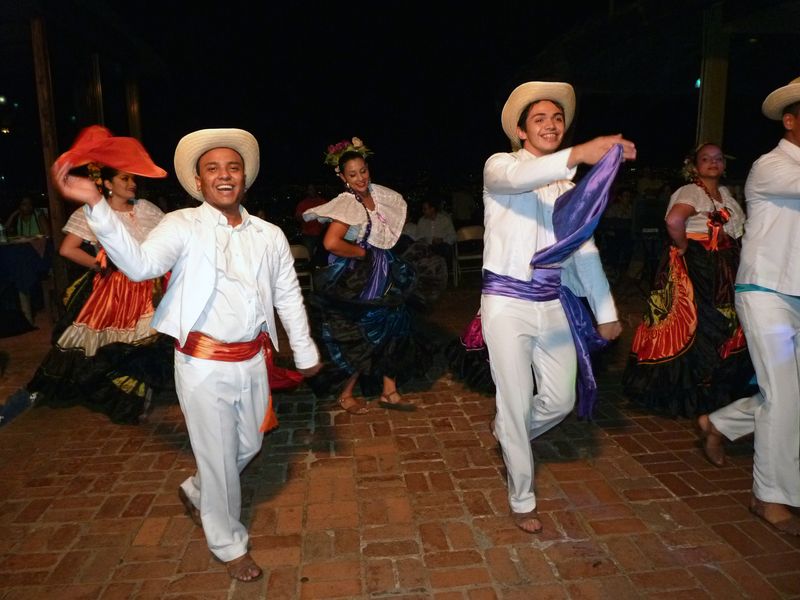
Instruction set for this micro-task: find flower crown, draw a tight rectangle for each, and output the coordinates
[87,162,104,191]
[324,137,372,173]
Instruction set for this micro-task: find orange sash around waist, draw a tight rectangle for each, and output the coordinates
[175,331,278,433]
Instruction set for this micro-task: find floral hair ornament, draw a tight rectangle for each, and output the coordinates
[87,162,103,192]
[323,136,372,173]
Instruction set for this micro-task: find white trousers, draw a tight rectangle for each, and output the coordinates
[174,349,269,562]
[709,291,800,507]
[481,294,577,513]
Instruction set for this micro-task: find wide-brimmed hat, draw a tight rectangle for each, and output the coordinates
[174,128,259,200]
[501,81,576,149]
[762,76,800,120]
[56,125,167,178]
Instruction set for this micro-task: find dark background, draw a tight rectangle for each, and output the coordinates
[1,0,799,214]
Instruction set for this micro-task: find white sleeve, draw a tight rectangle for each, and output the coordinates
[84,200,182,281]
[562,237,618,324]
[483,149,577,197]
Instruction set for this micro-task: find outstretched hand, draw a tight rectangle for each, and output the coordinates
[51,161,104,206]
[569,134,637,167]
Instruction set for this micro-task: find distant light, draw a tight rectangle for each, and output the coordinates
[748,37,758,44]
[12,102,19,109]
[70,115,77,122]
[0,128,10,134]
[695,78,701,89]
[0,96,6,104]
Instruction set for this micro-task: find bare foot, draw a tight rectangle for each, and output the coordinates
[697,414,725,467]
[750,497,800,536]
[512,509,543,534]
[225,552,263,582]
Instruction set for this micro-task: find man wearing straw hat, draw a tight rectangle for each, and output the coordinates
[698,77,800,536]
[51,128,322,579]
[482,81,636,534]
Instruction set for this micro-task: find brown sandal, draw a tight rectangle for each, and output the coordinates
[225,552,263,582]
[378,390,416,412]
[512,509,543,534]
[178,487,202,528]
[338,395,369,415]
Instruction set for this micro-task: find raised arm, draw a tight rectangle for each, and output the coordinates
[568,135,637,168]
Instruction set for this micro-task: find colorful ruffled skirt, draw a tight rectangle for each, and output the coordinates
[622,241,756,417]
[305,242,446,398]
[28,267,173,424]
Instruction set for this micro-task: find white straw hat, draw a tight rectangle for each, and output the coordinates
[762,76,800,120]
[174,128,259,200]
[501,81,576,150]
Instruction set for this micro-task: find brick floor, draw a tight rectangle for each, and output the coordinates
[1,275,799,599]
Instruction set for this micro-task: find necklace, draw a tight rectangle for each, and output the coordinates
[694,178,722,207]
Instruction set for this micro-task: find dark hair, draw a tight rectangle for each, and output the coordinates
[783,101,800,118]
[100,166,121,199]
[337,149,368,174]
[517,99,565,130]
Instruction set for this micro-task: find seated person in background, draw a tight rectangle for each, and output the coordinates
[294,184,328,263]
[415,197,456,263]
[4,195,51,238]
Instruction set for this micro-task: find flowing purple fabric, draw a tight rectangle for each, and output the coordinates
[483,144,623,418]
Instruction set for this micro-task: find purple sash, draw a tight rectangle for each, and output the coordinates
[483,144,623,418]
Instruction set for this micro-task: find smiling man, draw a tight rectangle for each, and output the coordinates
[481,82,636,534]
[51,128,321,582]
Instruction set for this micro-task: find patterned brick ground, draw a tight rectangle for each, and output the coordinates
[1,275,798,599]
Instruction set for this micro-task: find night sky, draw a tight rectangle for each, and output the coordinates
[1,1,799,204]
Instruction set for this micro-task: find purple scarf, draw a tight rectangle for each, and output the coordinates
[483,144,623,418]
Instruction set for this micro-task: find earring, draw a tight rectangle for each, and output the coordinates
[108,190,113,197]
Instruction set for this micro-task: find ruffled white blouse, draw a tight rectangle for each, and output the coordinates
[302,184,407,250]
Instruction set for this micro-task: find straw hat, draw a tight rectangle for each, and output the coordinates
[174,128,259,200]
[762,76,800,120]
[501,81,576,149]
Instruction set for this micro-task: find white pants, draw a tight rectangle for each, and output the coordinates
[174,349,269,562]
[481,294,577,513]
[709,291,800,507]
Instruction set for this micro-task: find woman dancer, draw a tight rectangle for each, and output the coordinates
[28,126,171,424]
[623,143,755,417]
[303,137,445,413]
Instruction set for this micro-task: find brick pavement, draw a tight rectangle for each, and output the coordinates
[0,275,799,599]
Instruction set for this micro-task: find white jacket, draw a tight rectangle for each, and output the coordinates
[85,200,319,369]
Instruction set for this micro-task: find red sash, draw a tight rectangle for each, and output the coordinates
[175,331,278,433]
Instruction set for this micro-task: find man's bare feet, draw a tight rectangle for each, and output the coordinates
[225,552,263,582]
[512,509,543,534]
[697,414,725,467]
[750,497,800,536]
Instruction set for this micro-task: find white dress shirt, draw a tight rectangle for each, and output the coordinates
[737,138,800,294]
[482,147,618,324]
[415,212,456,245]
[85,200,319,368]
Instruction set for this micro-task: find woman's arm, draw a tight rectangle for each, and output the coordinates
[323,220,367,259]
[59,231,99,270]
[665,203,695,255]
